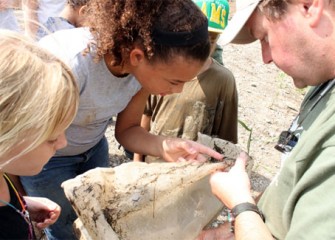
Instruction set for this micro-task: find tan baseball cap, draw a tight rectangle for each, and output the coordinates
[219,0,261,45]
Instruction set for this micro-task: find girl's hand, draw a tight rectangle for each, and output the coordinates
[161,138,223,162]
[24,196,61,229]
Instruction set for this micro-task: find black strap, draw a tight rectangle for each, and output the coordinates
[228,202,265,233]
[231,202,265,221]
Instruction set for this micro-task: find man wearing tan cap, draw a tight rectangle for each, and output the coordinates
[198,0,335,239]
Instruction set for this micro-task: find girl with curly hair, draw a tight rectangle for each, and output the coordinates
[21,0,223,239]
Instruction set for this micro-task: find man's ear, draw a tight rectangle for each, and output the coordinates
[306,0,324,27]
[129,48,145,66]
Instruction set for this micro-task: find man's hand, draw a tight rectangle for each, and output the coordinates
[210,152,254,209]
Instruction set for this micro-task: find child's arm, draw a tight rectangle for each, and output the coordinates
[115,88,223,162]
[22,0,39,40]
[24,196,61,229]
[133,114,151,162]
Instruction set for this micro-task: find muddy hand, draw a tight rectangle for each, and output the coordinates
[210,152,254,209]
[162,138,223,162]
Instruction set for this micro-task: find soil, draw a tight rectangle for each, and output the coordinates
[222,42,306,192]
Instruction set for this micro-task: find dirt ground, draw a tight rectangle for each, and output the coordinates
[221,42,306,192]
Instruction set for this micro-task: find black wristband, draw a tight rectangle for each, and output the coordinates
[232,202,265,220]
[227,202,265,233]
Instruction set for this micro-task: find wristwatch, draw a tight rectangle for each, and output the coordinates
[227,202,265,233]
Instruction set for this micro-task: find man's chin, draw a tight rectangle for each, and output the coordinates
[292,78,308,89]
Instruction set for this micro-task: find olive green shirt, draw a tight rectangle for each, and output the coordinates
[258,83,335,239]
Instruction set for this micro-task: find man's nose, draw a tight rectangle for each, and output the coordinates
[261,42,273,64]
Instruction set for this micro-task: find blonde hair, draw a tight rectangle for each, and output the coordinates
[0,30,79,167]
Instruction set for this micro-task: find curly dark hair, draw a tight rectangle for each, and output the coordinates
[84,0,210,66]
[67,0,89,8]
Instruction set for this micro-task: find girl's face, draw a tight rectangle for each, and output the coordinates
[0,123,69,176]
[130,54,204,96]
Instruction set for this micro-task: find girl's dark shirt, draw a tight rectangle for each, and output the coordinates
[0,176,31,239]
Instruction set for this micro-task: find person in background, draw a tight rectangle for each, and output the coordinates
[36,0,89,40]
[199,0,227,65]
[20,0,223,239]
[0,0,21,31]
[133,0,237,162]
[197,0,335,239]
[0,29,79,239]
[212,44,224,65]
[22,0,67,40]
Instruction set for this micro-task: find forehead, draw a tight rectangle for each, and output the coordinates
[209,31,220,39]
[246,10,266,40]
[151,55,203,80]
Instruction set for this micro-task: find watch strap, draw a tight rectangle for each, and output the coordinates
[231,202,265,221]
[227,202,265,233]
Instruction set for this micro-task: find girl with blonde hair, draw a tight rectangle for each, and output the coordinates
[0,29,79,239]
